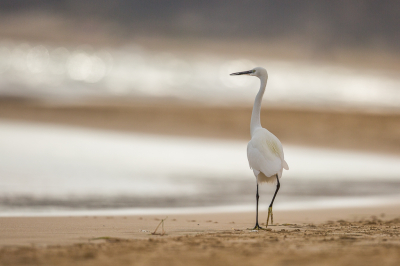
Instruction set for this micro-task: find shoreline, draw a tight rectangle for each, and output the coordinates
[1,203,400,247]
[1,195,400,218]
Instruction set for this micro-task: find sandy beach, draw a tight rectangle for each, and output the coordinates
[0,99,399,266]
[1,205,400,266]
[0,97,399,266]
[1,2,400,265]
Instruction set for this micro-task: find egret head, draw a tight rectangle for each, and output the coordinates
[230,67,268,79]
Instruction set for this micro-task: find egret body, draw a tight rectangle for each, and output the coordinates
[230,67,289,230]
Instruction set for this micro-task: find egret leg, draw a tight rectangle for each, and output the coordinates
[266,175,280,227]
[249,184,265,230]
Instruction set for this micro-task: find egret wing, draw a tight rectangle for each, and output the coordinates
[247,140,282,177]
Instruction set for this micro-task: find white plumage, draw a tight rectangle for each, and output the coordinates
[247,128,289,183]
[230,66,289,229]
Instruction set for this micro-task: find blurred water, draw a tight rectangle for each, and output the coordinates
[0,40,400,110]
[1,120,399,216]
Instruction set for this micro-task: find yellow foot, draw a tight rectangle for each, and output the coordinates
[266,207,273,227]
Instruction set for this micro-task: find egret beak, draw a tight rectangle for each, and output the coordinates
[230,70,253,76]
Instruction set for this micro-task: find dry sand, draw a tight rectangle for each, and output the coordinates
[1,205,400,266]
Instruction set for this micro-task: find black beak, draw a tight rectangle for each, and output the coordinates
[230,70,253,76]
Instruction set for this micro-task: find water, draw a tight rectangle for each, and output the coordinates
[1,120,400,216]
[0,40,400,111]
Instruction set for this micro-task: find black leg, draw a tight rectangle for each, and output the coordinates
[250,183,264,230]
[269,175,280,208]
[256,184,260,226]
[266,174,280,227]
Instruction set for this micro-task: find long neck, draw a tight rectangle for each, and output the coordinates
[250,77,267,136]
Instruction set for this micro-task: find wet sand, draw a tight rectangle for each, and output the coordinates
[1,205,400,266]
[1,99,399,155]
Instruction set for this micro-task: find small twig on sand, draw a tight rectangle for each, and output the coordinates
[152,217,168,235]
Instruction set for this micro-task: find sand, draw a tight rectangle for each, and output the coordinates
[1,205,400,266]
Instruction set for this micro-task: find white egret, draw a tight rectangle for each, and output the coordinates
[231,67,289,230]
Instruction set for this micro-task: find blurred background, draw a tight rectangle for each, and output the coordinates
[0,0,399,216]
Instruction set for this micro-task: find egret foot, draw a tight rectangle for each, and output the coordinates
[266,206,273,227]
[248,224,266,230]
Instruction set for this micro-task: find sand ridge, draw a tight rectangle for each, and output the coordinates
[1,205,400,266]
[1,217,400,266]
